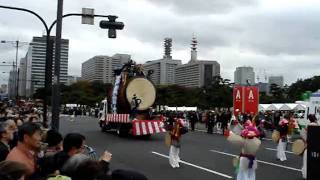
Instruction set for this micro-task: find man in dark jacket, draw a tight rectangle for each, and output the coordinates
[0,121,14,161]
[189,111,198,131]
[207,111,215,134]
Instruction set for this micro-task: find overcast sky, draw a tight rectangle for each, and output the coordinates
[1,0,320,85]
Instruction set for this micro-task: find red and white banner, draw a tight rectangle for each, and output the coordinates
[233,85,244,115]
[244,86,259,114]
[233,86,259,115]
[132,120,166,136]
[104,114,130,123]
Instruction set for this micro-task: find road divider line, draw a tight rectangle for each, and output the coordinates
[151,151,233,179]
[195,129,207,133]
[209,150,301,172]
[265,147,294,154]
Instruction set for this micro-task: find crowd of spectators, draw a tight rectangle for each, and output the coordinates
[0,101,148,180]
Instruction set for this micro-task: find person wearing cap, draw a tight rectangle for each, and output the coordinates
[276,115,289,161]
[0,122,14,161]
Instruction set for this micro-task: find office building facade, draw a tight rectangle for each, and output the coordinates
[175,37,220,88]
[81,54,130,84]
[23,36,69,97]
[234,66,255,85]
[269,76,284,88]
[143,38,182,85]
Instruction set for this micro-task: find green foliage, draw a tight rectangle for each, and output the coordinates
[287,76,320,101]
[33,75,320,109]
[34,81,113,107]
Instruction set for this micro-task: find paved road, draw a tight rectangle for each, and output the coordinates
[60,116,303,180]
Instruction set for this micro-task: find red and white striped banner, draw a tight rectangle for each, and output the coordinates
[132,120,166,136]
[104,114,130,123]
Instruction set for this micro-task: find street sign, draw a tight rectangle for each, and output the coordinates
[82,8,94,25]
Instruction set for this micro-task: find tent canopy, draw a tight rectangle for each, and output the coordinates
[258,103,306,111]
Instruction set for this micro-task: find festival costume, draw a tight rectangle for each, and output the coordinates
[169,119,183,168]
[277,119,289,161]
[227,120,261,180]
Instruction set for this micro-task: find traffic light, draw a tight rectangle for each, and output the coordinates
[100,15,124,38]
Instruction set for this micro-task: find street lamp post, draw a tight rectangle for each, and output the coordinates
[1,4,124,131]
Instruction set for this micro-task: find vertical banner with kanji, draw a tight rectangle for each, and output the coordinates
[244,86,259,115]
[233,85,243,116]
[233,85,259,115]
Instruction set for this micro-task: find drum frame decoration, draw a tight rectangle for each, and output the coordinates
[99,60,165,136]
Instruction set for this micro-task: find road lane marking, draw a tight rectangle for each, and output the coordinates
[265,147,294,154]
[195,129,207,132]
[210,150,301,172]
[151,151,233,179]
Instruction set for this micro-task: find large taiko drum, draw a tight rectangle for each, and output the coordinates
[125,77,156,111]
[292,139,306,155]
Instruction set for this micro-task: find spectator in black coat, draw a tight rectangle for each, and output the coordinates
[0,122,14,161]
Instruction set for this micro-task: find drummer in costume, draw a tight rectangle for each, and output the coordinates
[300,114,318,179]
[276,115,289,161]
[227,120,261,180]
[169,118,184,168]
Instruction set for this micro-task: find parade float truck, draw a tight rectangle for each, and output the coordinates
[98,60,165,137]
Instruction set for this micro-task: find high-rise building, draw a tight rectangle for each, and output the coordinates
[66,75,80,86]
[234,66,255,85]
[175,37,220,88]
[269,76,284,88]
[143,38,182,85]
[23,36,69,97]
[81,54,130,83]
[18,57,27,97]
[7,70,17,99]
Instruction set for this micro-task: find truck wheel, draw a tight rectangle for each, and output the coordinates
[116,125,129,137]
[142,134,151,139]
[100,121,106,132]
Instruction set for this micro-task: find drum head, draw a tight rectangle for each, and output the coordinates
[292,139,306,155]
[126,78,156,110]
[272,130,280,143]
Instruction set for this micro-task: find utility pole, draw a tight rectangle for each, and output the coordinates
[51,0,63,130]
[1,5,124,131]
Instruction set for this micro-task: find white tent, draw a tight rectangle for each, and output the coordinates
[258,103,306,111]
[294,104,306,111]
[279,104,291,111]
[285,103,298,110]
[266,104,278,111]
[177,106,197,111]
[259,104,270,111]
